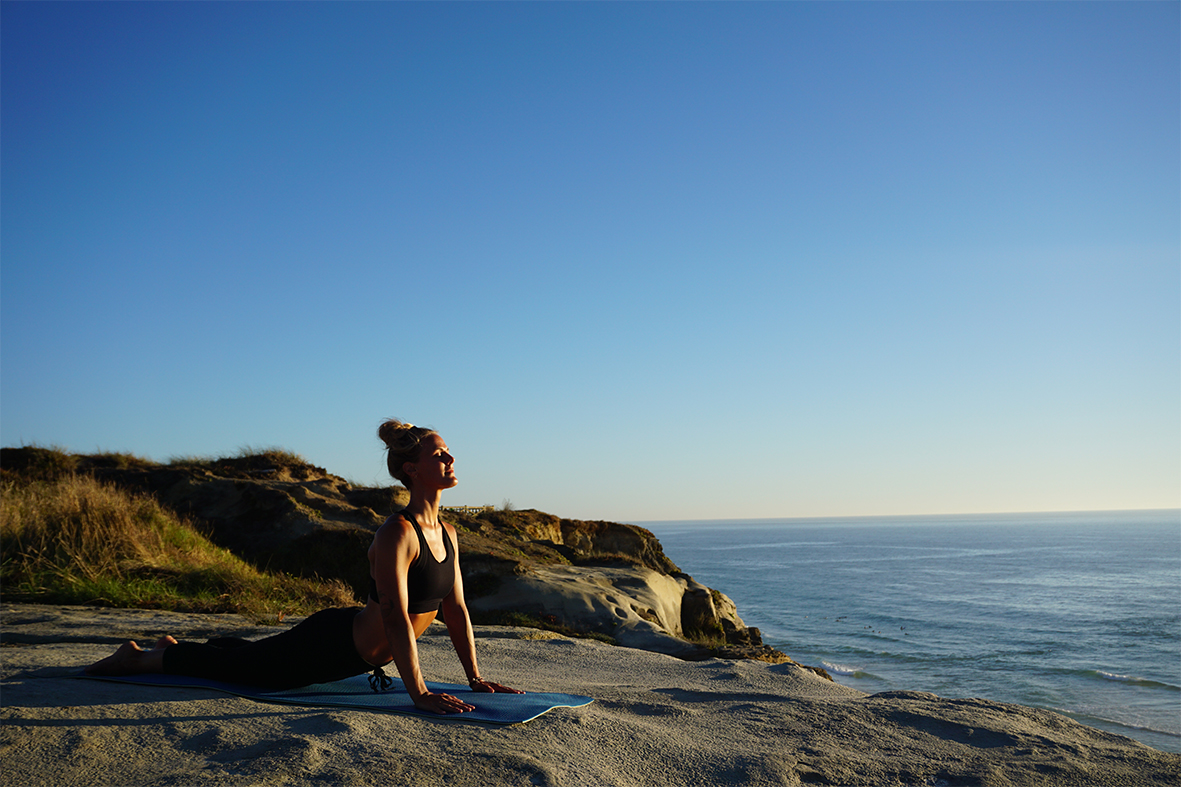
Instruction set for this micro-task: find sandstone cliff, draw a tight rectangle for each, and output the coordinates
[1,447,805,668]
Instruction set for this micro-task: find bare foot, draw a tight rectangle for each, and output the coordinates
[84,641,144,675]
[84,640,164,676]
[153,635,178,650]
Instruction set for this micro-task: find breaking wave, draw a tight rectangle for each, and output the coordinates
[1091,671,1180,691]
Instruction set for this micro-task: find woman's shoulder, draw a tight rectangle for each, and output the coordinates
[383,509,413,525]
[373,512,418,549]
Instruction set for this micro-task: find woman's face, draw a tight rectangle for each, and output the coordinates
[406,433,457,491]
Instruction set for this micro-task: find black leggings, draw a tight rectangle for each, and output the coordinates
[162,607,380,690]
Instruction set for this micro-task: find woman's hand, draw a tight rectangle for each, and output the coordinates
[469,678,524,694]
[413,691,475,714]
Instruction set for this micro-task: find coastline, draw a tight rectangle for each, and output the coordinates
[645,512,1181,755]
[3,603,1177,786]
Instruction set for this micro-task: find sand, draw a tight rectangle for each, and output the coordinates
[2,604,1177,787]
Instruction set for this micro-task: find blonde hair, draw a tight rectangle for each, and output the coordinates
[377,419,438,487]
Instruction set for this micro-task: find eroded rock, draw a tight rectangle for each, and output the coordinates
[1,447,793,666]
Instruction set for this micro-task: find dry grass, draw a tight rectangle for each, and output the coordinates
[0,473,355,621]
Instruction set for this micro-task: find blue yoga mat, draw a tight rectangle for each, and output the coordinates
[76,672,593,725]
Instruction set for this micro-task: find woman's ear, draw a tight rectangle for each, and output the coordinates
[402,461,417,479]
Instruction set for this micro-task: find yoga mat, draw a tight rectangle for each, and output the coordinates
[76,672,593,725]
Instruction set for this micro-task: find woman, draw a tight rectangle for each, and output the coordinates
[85,419,521,714]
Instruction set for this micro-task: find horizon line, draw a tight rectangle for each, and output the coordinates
[630,507,1181,525]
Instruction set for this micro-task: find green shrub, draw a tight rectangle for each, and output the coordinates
[0,446,80,481]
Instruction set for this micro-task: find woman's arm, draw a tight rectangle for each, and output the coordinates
[439,523,523,695]
[372,518,475,713]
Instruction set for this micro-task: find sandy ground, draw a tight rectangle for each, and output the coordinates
[2,604,1177,787]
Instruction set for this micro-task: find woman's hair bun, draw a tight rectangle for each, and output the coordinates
[378,419,415,449]
[378,419,436,486]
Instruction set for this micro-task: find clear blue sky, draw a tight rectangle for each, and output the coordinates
[3,2,1178,522]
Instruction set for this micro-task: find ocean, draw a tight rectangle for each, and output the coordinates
[642,510,1181,753]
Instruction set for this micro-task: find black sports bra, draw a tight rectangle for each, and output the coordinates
[368,513,455,614]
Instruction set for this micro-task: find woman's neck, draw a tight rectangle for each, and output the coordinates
[404,488,443,527]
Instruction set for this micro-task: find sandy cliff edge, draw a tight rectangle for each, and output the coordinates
[2,604,1176,787]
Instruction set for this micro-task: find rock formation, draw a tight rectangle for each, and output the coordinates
[0,447,807,669]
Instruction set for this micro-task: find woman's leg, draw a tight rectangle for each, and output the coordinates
[204,637,253,649]
[162,607,370,689]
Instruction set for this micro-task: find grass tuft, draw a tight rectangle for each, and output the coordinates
[233,445,313,467]
[0,474,355,621]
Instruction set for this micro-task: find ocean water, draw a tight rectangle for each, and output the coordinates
[643,510,1181,753]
